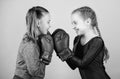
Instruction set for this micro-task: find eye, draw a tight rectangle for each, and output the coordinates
[72,21,77,25]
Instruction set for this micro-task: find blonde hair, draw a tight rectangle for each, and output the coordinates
[25,6,49,42]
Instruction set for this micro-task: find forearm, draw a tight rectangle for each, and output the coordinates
[26,58,45,78]
[66,58,77,70]
[67,37,104,68]
[68,56,84,68]
[23,44,45,78]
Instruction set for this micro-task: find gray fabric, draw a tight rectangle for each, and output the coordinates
[14,33,45,79]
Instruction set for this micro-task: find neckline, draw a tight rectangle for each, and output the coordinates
[81,36,101,46]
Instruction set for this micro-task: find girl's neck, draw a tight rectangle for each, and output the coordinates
[81,30,99,45]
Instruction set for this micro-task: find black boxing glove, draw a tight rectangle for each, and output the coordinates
[52,29,73,61]
[37,34,54,65]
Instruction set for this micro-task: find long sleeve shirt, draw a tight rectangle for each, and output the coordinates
[14,34,45,79]
[66,37,111,79]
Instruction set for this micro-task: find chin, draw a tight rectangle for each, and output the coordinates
[44,31,48,34]
[77,31,83,36]
[76,33,80,36]
[76,32,79,35]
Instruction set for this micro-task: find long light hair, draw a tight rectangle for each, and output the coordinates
[25,6,49,42]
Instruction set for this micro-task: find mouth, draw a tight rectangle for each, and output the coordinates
[73,28,79,33]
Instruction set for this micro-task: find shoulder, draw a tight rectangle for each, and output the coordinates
[21,33,37,50]
[24,41,37,51]
[92,37,103,43]
[20,41,39,58]
[19,38,37,53]
[90,37,104,47]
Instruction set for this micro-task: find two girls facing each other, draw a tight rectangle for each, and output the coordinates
[13,6,111,79]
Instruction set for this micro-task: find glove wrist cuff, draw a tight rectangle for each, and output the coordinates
[58,48,72,61]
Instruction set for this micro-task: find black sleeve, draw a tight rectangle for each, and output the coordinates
[68,38,104,68]
[66,58,77,70]
[66,36,81,70]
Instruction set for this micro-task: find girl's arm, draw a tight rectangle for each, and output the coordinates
[66,36,82,70]
[68,38,104,68]
[66,58,77,70]
[23,42,44,78]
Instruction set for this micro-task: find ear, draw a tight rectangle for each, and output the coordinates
[36,19,41,27]
[85,18,91,25]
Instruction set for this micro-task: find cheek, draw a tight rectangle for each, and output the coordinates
[78,22,86,30]
[41,22,47,29]
[44,23,49,30]
[76,25,80,29]
[75,23,82,30]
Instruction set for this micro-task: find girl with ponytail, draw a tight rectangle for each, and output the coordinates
[66,6,111,79]
[13,6,52,79]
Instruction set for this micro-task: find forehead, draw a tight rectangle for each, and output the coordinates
[41,13,50,20]
[71,13,83,21]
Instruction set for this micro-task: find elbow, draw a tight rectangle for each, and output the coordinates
[69,65,77,70]
[71,67,77,70]
[66,60,76,70]
[29,69,45,78]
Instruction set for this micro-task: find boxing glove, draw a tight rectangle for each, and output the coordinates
[52,29,72,61]
[66,35,82,70]
[37,34,54,65]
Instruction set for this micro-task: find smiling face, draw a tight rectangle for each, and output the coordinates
[37,13,51,35]
[71,12,90,35]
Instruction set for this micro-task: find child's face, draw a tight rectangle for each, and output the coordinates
[37,13,51,34]
[71,13,88,35]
